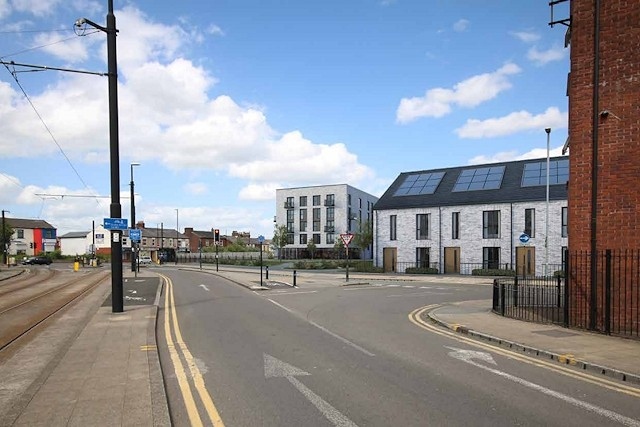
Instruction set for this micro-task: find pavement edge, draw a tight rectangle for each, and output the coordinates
[426,305,640,386]
[149,279,172,427]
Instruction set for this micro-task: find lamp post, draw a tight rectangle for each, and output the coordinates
[2,210,9,268]
[545,128,551,276]
[130,162,140,273]
[75,0,123,312]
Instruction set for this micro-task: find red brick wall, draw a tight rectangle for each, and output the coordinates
[568,0,640,251]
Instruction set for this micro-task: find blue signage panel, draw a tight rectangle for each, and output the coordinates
[129,229,142,242]
[519,233,530,244]
[258,235,265,243]
[104,218,128,230]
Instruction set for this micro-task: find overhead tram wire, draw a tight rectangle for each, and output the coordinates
[0,30,100,60]
[0,62,104,207]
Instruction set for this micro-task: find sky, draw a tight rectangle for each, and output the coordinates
[0,0,571,239]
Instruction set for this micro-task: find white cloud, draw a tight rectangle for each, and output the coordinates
[396,63,521,123]
[510,31,540,43]
[207,24,225,36]
[238,183,280,201]
[527,45,566,66]
[453,19,469,32]
[468,146,566,165]
[11,0,62,17]
[455,107,568,139]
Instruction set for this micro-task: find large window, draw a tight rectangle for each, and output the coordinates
[483,210,500,239]
[313,195,320,206]
[299,196,307,207]
[390,215,397,241]
[286,209,295,233]
[525,208,535,237]
[416,247,430,268]
[17,229,24,239]
[299,234,307,244]
[452,212,460,240]
[416,214,429,240]
[285,196,294,209]
[325,194,335,206]
[326,233,335,244]
[483,247,500,269]
[313,208,321,232]
[313,234,321,244]
[299,209,307,232]
[325,206,335,232]
[561,207,568,237]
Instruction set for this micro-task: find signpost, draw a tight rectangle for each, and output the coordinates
[519,233,530,244]
[104,218,128,230]
[129,228,141,277]
[129,229,141,241]
[340,233,354,282]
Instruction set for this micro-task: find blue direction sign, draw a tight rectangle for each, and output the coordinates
[129,229,141,242]
[104,218,128,230]
[258,235,265,243]
[519,233,530,244]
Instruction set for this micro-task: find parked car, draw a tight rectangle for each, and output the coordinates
[24,256,52,265]
[138,255,152,265]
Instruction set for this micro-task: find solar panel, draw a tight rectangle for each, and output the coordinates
[393,171,445,196]
[452,166,505,192]
[521,159,569,187]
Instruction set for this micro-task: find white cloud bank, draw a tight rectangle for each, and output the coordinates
[455,107,568,139]
[396,63,521,123]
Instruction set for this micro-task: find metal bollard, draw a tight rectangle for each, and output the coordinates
[293,270,297,287]
[266,265,269,280]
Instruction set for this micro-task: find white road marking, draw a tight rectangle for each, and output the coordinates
[199,284,210,291]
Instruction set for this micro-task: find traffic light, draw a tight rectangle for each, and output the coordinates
[30,242,33,249]
[214,229,220,243]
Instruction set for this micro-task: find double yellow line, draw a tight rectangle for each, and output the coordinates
[160,273,225,426]
[409,304,640,398]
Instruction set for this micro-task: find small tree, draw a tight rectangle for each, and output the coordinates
[353,219,373,259]
[307,240,317,259]
[272,224,288,259]
[1,220,14,263]
[333,238,345,259]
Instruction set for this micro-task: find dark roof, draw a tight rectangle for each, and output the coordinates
[374,156,569,211]
[59,231,90,239]
[5,218,55,229]
[190,230,216,239]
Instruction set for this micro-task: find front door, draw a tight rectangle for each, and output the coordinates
[444,247,460,274]
[516,246,535,276]
[383,247,397,273]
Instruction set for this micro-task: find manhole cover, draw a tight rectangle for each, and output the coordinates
[532,329,580,338]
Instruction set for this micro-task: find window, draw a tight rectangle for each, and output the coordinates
[483,210,500,239]
[287,209,295,233]
[324,194,335,206]
[313,195,321,206]
[326,233,335,244]
[561,207,568,237]
[299,234,307,244]
[394,172,445,196]
[521,159,569,187]
[390,215,397,241]
[286,234,294,245]
[453,166,505,192]
[313,234,321,244]
[142,238,147,246]
[561,246,568,269]
[299,209,307,232]
[313,208,321,232]
[525,208,535,237]
[452,212,460,239]
[326,206,335,232]
[483,247,500,269]
[416,247,430,268]
[359,198,362,208]
[17,229,24,238]
[416,214,429,240]
[348,194,351,206]
[300,196,307,207]
[285,196,294,209]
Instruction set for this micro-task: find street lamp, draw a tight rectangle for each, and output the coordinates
[175,208,179,265]
[2,210,9,267]
[130,162,140,273]
[545,128,551,276]
[76,0,123,313]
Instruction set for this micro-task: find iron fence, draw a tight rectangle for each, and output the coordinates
[493,249,640,339]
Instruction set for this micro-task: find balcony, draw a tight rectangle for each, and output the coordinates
[324,199,335,206]
[284,201,294,209]
[324,225,335,232]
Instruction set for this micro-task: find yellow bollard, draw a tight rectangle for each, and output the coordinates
[74,261,79,272]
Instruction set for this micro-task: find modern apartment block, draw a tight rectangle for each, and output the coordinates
[275,184,379,259]
[373,157,569,275]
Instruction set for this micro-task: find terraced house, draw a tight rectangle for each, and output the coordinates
[373,157,569,275]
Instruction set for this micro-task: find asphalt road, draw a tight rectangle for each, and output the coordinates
[157,268,640,427]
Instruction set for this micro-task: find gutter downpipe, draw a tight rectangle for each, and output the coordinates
[589,0,601,331]
[510,202,514,272]
[439,207,442,273]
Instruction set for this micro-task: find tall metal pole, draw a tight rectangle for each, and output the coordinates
[545,128,551,276]
[175,209,179,265]
[130,162,139,272]
[1,210,8,267]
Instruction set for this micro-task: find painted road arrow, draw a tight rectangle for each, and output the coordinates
[445,346,640,426]
[263,353,358,427]
[199,284,210,291]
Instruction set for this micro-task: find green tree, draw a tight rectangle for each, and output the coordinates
[307,240,317,259]
[333,238,345,259]
[1,220,14,262]
[353,218,373,259]
[272,224,288,259]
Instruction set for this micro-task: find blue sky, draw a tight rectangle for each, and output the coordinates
[0,0,570,238]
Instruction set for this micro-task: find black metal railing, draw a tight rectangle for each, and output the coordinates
[493,249,639,340]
